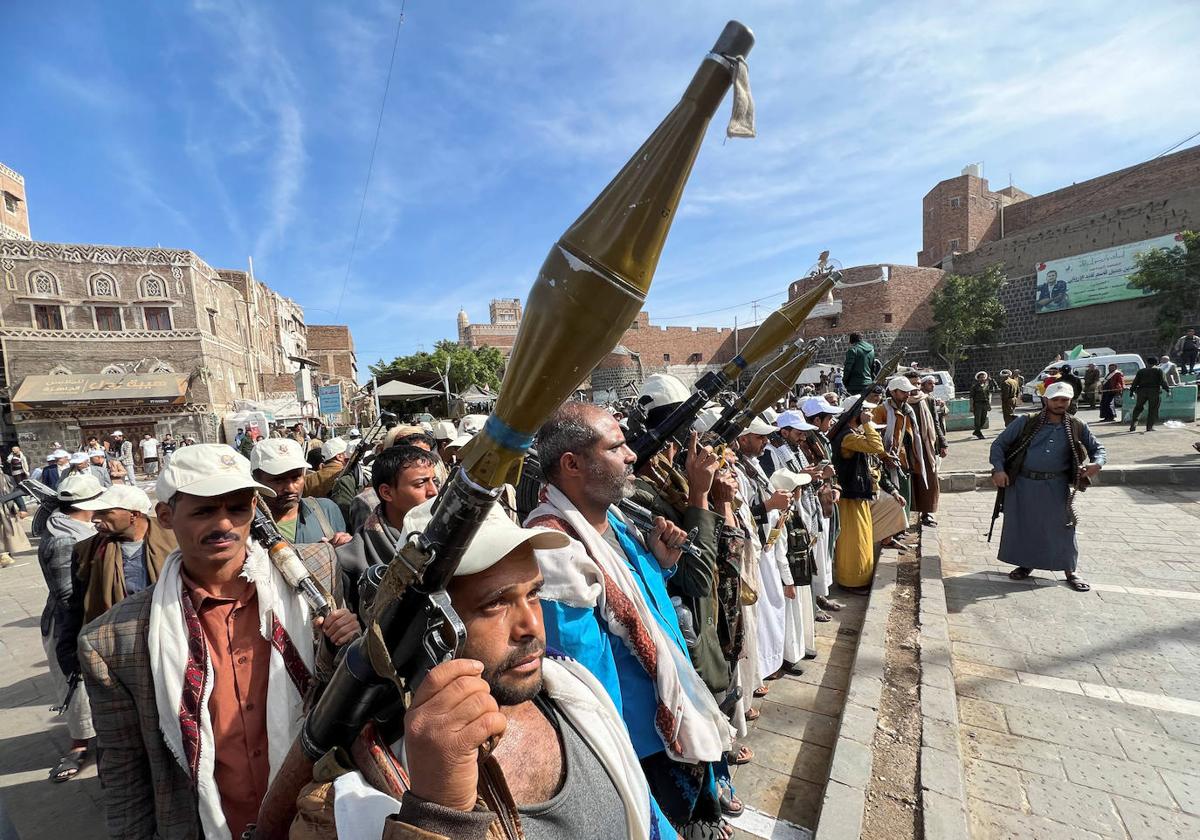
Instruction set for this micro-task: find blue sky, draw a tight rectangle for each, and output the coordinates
[8,1,1198,378]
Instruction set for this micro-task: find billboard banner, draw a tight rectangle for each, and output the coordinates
[1034,232,1184,314]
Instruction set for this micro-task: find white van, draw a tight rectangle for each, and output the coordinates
[1022,353,1145,405]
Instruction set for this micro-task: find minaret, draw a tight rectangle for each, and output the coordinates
[457,308,470,344]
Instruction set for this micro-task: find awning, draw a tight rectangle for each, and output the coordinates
[12,373,189,410]
[459,385,497,403]
[375,380,443,400]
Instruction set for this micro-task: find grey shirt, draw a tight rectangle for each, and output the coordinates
[119,540,148,594]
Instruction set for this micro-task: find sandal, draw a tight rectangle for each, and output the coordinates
[814,609,832,622]
[1008,566,1033,581]
[752,685,769,698]
[726,745,754,765]
[1066,575,1091,592]
[719,789,744,817]
[816,595,844,611]
[50,749,87,783]
[745,708,760,722]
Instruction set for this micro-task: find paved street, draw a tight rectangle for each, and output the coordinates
[937,485,1200,839]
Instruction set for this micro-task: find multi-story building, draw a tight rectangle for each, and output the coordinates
[457,298,522,357]
[307,324,361,423]
[0,163,30,241]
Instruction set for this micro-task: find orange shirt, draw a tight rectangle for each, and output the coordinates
[183,572,271,839]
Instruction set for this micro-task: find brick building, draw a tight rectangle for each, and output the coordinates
[926,146,1200,382]
[307,324,360,422]
[457,298,522,356]
[0,163,30,241]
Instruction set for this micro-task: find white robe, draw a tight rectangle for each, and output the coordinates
[755,508,794,678]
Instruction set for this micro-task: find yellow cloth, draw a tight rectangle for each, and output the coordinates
[835,498,873,588]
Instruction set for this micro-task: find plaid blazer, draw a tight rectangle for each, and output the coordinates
[79,542,344,840]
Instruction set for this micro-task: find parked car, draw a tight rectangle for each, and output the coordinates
[1022,353,1145,405]
[909,370,956,402]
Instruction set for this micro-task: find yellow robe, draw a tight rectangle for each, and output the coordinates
[835,425,885,588]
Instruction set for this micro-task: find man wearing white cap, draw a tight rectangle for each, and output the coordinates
[79,445,357,839]
[251,438,350,547]
[293,501,662,840]
[110,431,135,485]
[38,473,99,782]
[87,448,113,488]
[41,448,72,492]
[799,397,846,615]
[904,369,946,528]
[990,382,1105,592]
[872,376,924,517]
[55,483,177,716]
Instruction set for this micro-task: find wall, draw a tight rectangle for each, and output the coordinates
[0,163,30,240]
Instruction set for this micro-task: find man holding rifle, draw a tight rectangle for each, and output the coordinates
[528,402,736,839]
[78,445,358,840]
[294,502,662,840]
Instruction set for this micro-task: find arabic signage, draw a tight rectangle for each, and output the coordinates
[1034,233,1184,314]
[317,384,343,416]
[12,373,189,409]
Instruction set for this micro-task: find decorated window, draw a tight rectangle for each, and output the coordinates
[91,274,117,297]
[28,270,60,297]
[141,275,167,298]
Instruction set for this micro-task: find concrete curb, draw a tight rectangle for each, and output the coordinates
[812,556,897,840]
[939,464,1200,492]
[917,524,971,840]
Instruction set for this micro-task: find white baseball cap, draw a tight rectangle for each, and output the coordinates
[760,407,778,425]
[769,470,813,492]
[861,402,880,411]
[51,449,70,459]
[692,407,723,433]
[250,439,309,475]
[112,430,124,437]
[403,498,570,577]
[432,420,458,441]
[348,427,362,439]
[458,415,488,436]
[158,444,276,501]
[68,451,88,465]
[1044,381,1074,400]
[638,374,691,411]
[75,484,153,515]
[446,434,473,451]
[886,376,918,393]
[56,473,105,505]
[321,437,348,461]
[739,416,776,436]
[776,410,816,432]
[87,448,106,458]
[45,453,56,462]
[801,396,841,418]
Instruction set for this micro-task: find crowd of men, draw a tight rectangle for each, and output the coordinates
[0,347,976,840]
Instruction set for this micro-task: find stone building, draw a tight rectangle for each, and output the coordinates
[457,298,522,356]
[0,238,310,448]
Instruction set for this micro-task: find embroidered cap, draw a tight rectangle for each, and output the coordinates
[87,448,106,458]
[403,498,570,576]
[768,469,813,493]
[158,444,276,501]
[75,484,153,514]
[1044,381,1074,401]
[56,473,105,505]
[249,438,309,475]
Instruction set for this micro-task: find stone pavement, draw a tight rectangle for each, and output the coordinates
[0,540,104,840]
[936,485,1200,839]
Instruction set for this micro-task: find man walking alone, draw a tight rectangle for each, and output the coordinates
[970,372,991,440]
[1128,357,1172,432]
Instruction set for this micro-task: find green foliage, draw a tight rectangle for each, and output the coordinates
[928,264,1007,374]
[1127,231,1200,345]
[370,340,505,392]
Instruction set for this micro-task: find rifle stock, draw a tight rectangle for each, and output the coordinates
[254,21,756,838]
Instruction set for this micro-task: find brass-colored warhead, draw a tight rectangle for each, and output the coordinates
[746,340,822,416]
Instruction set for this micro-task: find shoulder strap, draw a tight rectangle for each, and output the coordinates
[302,497,336,538]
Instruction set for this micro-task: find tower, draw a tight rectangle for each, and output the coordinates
[457,308,470,344]
[0,162,30,240]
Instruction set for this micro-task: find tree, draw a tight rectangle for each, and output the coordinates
[371,340,505,393]
[1127,230,1199,346]
[928,264,1007,376]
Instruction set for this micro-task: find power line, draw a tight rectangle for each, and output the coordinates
[333,1,407,320]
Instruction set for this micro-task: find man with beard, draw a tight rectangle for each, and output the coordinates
[291,503,661,840]
[528,402,736,839]
[991,382,1105,592]
[79,445,357,839]
[905,371,947,528]
[798,397,846,617]
[250,439,350,546]
[873,376,923,519]
[87,448,113,488]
